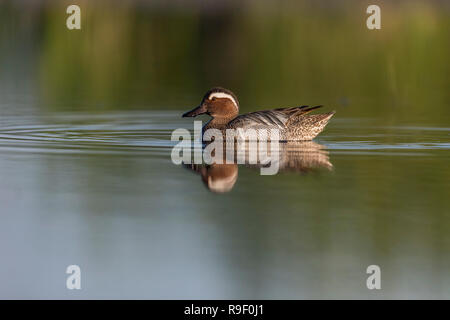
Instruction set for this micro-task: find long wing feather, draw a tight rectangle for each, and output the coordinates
[229,105,324,130]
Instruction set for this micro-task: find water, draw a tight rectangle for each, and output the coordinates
[1,110,449,299]
[1,0,449,300]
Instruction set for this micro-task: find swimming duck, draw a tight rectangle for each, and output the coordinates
[182,87,335,141]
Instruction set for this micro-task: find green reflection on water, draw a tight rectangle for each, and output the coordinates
[1,1,449,126]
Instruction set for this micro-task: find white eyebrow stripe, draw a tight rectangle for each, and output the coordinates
[208,92,238,109]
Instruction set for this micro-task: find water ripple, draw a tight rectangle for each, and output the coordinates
[0,111,448,156]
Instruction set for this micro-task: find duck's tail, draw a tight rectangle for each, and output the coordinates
[285,110,335,141]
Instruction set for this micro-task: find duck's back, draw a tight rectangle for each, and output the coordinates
[226,106,334,141]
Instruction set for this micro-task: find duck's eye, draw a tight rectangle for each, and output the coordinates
[211,97,217,101]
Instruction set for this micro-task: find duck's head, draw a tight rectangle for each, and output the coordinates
[182,87,239,120]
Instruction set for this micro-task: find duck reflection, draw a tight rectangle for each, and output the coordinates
[183,141,332,193]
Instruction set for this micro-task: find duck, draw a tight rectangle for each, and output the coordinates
[182,87,335,141]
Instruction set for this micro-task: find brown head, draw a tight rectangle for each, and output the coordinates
[182,87,239,121]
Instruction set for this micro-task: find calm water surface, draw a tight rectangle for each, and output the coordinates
[0,110,449,299]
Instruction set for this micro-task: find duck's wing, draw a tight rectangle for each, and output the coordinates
[228,106,323,130]
[228,110,288,130]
